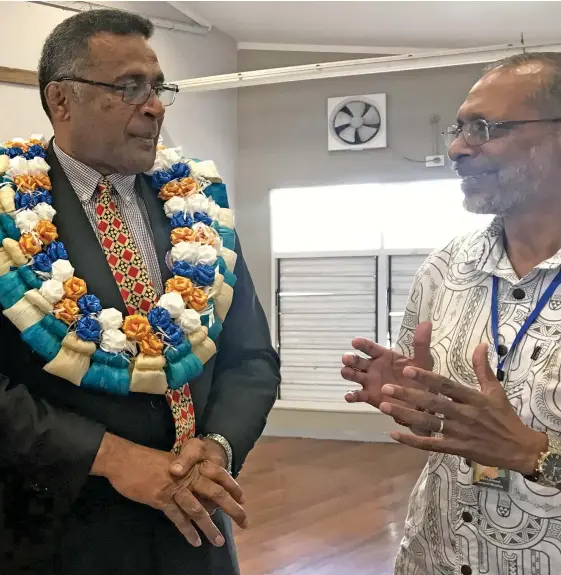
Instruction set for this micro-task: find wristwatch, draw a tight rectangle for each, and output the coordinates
[525,431,561,488]
[202,433,233,475]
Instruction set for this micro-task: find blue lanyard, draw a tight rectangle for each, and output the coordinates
[492,270,561,381]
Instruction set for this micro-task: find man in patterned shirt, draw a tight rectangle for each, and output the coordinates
[342,52,561,575]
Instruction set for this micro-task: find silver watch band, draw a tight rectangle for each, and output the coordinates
[202,433,233,474]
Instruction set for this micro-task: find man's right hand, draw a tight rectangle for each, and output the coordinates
[91,434,247,547]
[340,322,433,409]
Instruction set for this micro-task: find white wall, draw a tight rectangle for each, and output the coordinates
[0,1,238,200]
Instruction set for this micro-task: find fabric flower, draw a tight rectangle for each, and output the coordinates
[46,241,68,261]
[193,212,212,226]
[165,276,193,301]
[197,245,218,266]
[76,316,101,342]
[171,241,199,264]
[51,259,74,282]
[54,298,79,325]
[170,162,190,179]
[192,223,219,246]
[139,333,164,356]
[100,328,127,353]
[170,212,193,229]
[39,279,64,304]
[32,253,52,273]
[14,174,51,192]
[15,210,40,233]
[147,306,172,331]
[158,177,199,201]
[15,191,39,210]
[186,288,208,312]
[192,264,215,287]
[123,314,152,341]
[6,147,24,159]
[171,226,195,245]
[171,261,195,279]
[25,145,47,160]
[19,232,42,256]
[35,220,58,245]
[33,202,56,222]
[98,308,123,330]
[152,170,175,190]
[162,323,184,347]
[177,309,202,334]
[77,294,102,315]
[158,292,185,318]
[163,196,187,218]
[63,277,87,301]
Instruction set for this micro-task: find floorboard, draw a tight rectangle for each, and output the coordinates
[234,438,428,575]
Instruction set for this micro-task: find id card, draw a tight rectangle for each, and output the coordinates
[472,463,511,491]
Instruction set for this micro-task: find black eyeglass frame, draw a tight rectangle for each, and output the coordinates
[443,118,561,147]
[55,77,179,107]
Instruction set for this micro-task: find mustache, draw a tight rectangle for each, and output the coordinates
[453,160,498,178]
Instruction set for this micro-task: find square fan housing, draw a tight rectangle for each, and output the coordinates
[327,93,387,151]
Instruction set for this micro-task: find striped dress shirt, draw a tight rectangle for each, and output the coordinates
[53,142,164,295]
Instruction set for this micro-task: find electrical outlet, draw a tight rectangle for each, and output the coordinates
[425,155,445,167]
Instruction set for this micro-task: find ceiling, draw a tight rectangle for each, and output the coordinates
[169,1,561,50]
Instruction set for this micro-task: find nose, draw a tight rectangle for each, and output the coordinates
[448,132,477,163]
[140,89,165,120]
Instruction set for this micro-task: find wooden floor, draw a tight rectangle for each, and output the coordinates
[234,438,427,575]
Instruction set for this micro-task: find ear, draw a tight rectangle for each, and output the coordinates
[44,81,71,122]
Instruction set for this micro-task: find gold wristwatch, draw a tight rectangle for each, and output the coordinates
[525,431,561,488]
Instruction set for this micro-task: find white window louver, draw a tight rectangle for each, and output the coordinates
[388,254,428,347]
[277,256,377,402]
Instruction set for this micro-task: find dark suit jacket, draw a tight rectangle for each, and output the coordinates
[0,145,280,575]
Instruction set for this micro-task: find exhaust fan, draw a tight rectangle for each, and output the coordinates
[327,93,387,151]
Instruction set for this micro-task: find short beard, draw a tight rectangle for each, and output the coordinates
[461,143,551,216]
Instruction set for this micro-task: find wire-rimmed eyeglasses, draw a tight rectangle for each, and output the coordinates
[55,77,179,107]
[443,118,561,148]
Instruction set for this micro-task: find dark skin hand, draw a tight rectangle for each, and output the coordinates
[378,343,548,475]
[341,322,433,414]
[169,437,245,517]
[92,435,248,548]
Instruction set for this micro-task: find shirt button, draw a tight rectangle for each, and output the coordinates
[462,511,473,523]
[497,344,508,357]
[512,288,525,300]
[461,566,472,575]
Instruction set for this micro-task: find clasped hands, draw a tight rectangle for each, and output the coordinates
[341,322,547,475]
[98,435,247,548]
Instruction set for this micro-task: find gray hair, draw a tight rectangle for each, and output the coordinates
[484,52,561,118]
[38,8,154,118]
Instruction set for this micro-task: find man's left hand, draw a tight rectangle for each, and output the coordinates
[169,438,244,517]
[378,343,548,475]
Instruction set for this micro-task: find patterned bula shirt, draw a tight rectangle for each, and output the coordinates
[394,216,561,575]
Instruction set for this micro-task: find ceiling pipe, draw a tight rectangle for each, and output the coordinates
[32,1,210,35]
[174,41,561,93]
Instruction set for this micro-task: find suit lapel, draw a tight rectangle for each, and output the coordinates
[136,174,172,285]
[47,144,127,314]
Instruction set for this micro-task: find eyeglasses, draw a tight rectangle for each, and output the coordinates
[443,118,561,148]
[56,77,179,107]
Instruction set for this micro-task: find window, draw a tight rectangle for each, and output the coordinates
[271,179,492,408]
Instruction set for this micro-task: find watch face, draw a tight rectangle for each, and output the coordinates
[542,453,561,484]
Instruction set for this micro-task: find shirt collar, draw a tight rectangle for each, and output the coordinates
[460,216,561,280]
[53,141,137,204]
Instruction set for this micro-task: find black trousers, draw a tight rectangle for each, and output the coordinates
[1,477,240,575]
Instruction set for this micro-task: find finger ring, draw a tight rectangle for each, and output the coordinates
[437,418,444,434]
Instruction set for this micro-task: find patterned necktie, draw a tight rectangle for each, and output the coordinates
[96,178,195,452]
[95,177,158,316]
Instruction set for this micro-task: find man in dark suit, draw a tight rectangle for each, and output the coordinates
[0,8,280,575]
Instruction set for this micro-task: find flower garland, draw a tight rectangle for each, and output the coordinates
[0,135,237,397]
